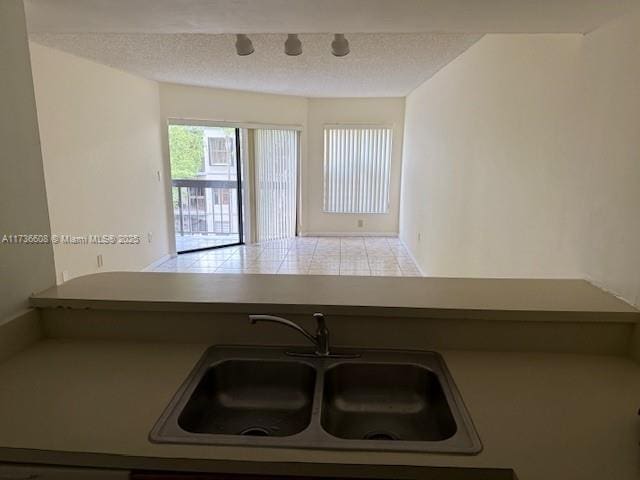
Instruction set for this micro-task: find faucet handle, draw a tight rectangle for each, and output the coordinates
[312,313,329,356]
[313,312,326,327]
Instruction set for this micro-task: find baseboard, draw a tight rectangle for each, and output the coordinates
[0,309,43,363]
[399,237,426,277]
[299,232,399,238]
[142,254,174,272]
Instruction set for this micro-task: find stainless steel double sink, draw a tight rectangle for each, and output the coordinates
[150,346,482,454]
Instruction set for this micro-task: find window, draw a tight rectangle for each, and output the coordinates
[323,126,392,214]
[208,136,234,166]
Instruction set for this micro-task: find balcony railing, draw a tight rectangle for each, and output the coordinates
[173,179,239,237]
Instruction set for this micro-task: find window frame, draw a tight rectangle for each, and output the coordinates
[208,136,234,166]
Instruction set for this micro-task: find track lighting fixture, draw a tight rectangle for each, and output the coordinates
[235,34,254,56]
[284,34,302,56]
[331,34,350,57]
[234,33,350,57]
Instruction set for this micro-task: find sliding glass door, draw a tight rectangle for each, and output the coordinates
[168,124,243,253]
[254,129,299,242]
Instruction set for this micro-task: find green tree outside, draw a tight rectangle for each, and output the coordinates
[168,125,205,179]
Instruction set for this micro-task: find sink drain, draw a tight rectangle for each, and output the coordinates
[363,431,398,441]
[239,426,271,437]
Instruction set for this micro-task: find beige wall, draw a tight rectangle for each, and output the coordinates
[0,0,56,322]
[158,84,404,245]
[304,98,405,235]
[400,8,640,307]
[30,43,170,283]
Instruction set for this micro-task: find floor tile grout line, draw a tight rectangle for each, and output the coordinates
[156,236,417,277]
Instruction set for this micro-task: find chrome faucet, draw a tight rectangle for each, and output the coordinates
[249,313,331,356]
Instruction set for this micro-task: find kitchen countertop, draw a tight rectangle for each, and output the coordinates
[0,339,638,479]
[30,273,639,321]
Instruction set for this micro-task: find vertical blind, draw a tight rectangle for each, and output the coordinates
[323,126,392,214]
[254,129,298,242]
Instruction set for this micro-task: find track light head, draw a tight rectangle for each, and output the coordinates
[235,34,254,56]
[331,34,350,57]
[284,34,302,56]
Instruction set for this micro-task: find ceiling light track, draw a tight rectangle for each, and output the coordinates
[233,34,350,57]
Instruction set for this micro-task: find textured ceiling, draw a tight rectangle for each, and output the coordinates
[25,0,636,97]
[25,0,637,34]
[30,33,482,97]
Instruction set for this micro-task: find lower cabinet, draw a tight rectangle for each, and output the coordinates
[0,465,515,480]
[131,474,377,480]
[0,464,130,480]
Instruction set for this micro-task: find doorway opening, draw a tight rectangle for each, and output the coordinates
[169,124,244,253]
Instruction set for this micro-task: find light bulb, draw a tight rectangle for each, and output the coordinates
[285,34,302,56]
[331,34,350,57]
[235,34,254,56]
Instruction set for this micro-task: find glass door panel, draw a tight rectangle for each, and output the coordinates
[168,125,243,253]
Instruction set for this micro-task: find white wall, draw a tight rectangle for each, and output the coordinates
[159,83,309,128]
[159,84,405,244]
[0,0,56,322]
[400,34,586,278]
[30,43,170,282]
[400,8,640,307]
[305,98,405,235]
[579,7,640,307]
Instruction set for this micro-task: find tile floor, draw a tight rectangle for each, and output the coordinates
[153,236,422,276]
[175,233,241,253]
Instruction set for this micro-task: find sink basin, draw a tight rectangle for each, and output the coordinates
[321,363,457,442]
[150,346,481,454]
[178,360,315,437]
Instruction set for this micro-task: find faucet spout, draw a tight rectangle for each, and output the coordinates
[249,313,330,356]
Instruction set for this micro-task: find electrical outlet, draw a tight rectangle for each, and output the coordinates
[148,232,153,243]
[156,170,161,181]
[97,254,103,268]
[357,219,364,228]
[417,232,422,242]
